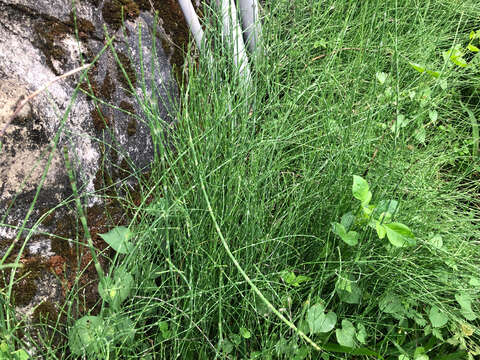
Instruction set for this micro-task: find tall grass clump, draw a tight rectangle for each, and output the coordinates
[20,0,480,358]
[105,0,480,358]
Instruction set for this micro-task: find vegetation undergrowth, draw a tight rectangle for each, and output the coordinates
[2,0,480,359]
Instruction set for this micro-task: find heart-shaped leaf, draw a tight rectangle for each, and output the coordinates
[99,226,133,254]
[336,319,356,348]
[306,304,337,334]
[385,223,416,247]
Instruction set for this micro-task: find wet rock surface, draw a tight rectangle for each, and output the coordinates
[0,0,182,349]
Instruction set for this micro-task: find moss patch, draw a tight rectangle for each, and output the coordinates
[33,301,58,325]
[101,71,115,101]
[127,118,137,136]
[116,52,137,89]
[91,107,112,131]
[102,0,140,28]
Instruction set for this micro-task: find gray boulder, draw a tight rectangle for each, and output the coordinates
[0,0,180,344]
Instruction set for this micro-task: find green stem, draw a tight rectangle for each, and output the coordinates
[186,126,322,352]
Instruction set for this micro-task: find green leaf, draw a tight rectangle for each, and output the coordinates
[376,72,388,84]
[429,235,443,249]
[231,334,242,346]
[414,126,426,144]
[450,55,468,67]
[340,212,355,231]
[12,349,29,360]
[374,200,399,218]
[332,222,359,246]
[306,304,337,334]
[336,320,356,348]
[429,110,438,123]
[99,226,133,254]
[379,294,404,318]
[376,221,387,239]
[336,276,362,304]
[469,277,480,286]
[429,306,448,328]
[399,355,410,360]
[414,347,429,360]
[352,176,372,205]
[356,323,367,344]
[221,339,234,354]
[455,293,477,321]
[115,316,135,342]
[467,43,479,52]
[439,79,448,90]
[98,268,134,309]
[280,271,311,287]
[385,223,416,247]
[68,316,105,356]
[240,327,251,339]
[426,69,440,78]
[409,62,426,73]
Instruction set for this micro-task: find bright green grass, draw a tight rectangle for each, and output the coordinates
[12,0,480,358]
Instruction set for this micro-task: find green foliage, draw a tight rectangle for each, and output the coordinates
[68,227,136,357]
[333,175,416,248]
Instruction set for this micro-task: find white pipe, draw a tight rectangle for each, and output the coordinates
[177,0,205,51]
[238,0,262,57]
[218,0,251,88]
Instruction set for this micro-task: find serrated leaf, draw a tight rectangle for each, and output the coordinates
[409,62,425,73]
[385,223,416,247]
[376,72,388,84]
[432,327,443,340]
[306,304,336,334]
[429,306,448,328]
[336,320,356,348]
[99,226,133,254]
[352,176,372,205]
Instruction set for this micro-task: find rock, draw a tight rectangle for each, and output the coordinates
[0,0,182,349]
